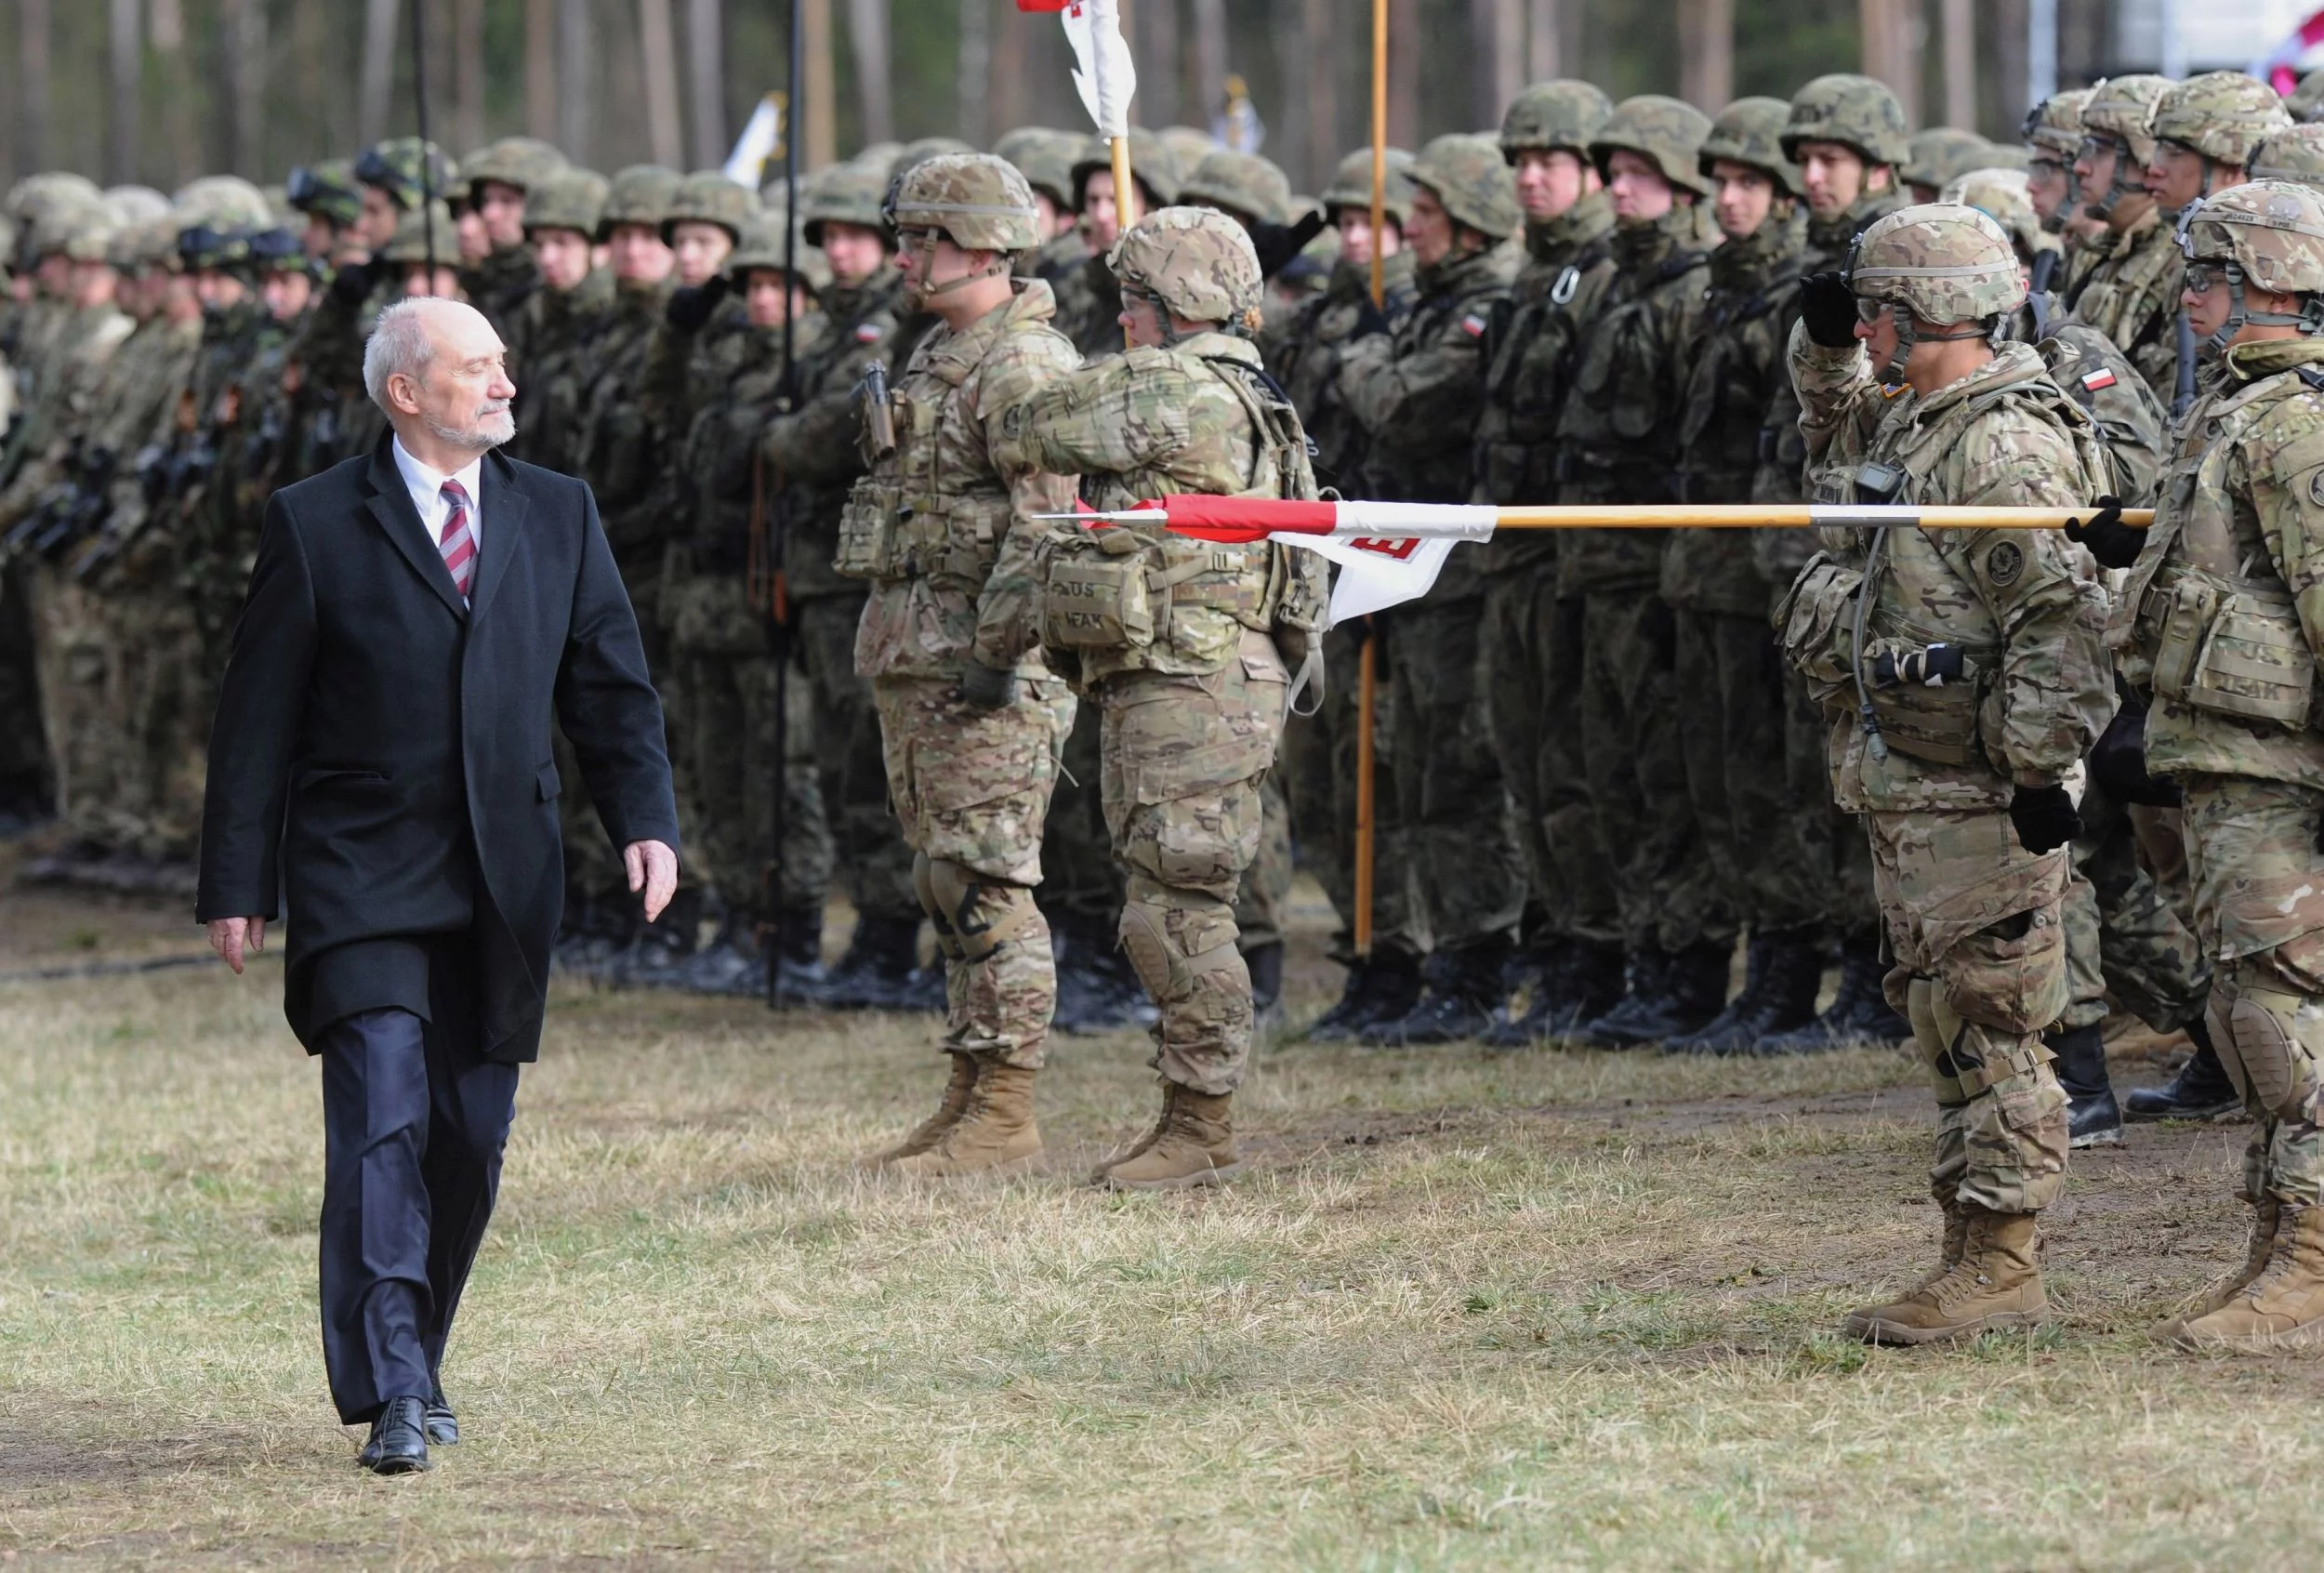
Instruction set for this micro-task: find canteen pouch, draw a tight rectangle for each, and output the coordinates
[2150,576,2315,728]
[832,484,897,579]
[1043,528,1156,650]
[2147,576,2218,704]
[1774,551,1864,704]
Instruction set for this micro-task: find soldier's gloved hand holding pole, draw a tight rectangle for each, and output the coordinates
[2008,782,2083,854]
[2063,495,2140,568]
[957,660,1019,709]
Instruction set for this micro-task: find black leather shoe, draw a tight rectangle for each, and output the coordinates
[2123,1029,2242,1121]
[358,1395,431,1474]
[425,1382,459,1447]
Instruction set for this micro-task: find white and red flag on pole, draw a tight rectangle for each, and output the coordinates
[1016,0,1137,138]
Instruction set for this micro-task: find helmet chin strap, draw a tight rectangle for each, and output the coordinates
[2202,259,2324,353]
[903,229,1012,303]
[2093,136,2142,221]
[1878,302,1989,384]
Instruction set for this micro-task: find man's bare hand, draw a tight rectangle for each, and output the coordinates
[207,916,267,975]
[625,839,679,923]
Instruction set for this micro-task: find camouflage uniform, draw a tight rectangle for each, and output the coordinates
[1901,127,1997,204]
[1268,148,1424,1023]
[1049,129,1182,358]
[1553,98,1722,1043]
[1779,205,2114,1343]
[1661,99,1823,1053]
[2113,188,2324,1348]
[999,206,1327,1185]
[1469,83,1625,1041]
[505,168,613,475]
[2062,76,2188,411]
[1335,135,1525,1037]
[846,157,1079,1178]
[457,137,565,340]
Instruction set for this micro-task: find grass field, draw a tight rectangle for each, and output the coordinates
[0,876,2306,1569]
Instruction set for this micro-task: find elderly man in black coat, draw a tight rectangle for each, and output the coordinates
[197,296,680,1474]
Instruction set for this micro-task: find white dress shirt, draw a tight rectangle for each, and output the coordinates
[390,435,485,561]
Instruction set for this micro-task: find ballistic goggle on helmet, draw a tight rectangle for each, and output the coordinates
[2176,179,2324,350]
[1844,202,2025,382]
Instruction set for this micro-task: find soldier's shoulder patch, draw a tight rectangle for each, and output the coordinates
[2309,468,2324,507]
[2080,367,2117,392]
[854,322,885,343]
[1460,313,1488,337]
[1986,539,2025,587]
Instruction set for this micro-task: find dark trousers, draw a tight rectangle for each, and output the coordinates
[317,1001,518,1425]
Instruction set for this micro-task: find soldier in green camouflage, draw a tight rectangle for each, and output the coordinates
[457,137,564,337]
[1781,203,2114,1344]
[284,158,363,260]
[2073,180,2324,1351]
[1752,73,1916,1054]
[1334,133,1524,1045]
[1552,96,1723,1049]
[1464,82,1625,1047]
[844,154,1080,1178]
[997,205,1327,1187]
[505,166,611,475]
[761,158,941,1010]
[992,126,1084,248]
[1901,127,1997,205]
[1050,128,1181,358]
[1658,98,1822,1055]
[1269,144,1426,1038]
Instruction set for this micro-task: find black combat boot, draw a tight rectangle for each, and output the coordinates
[1667,929,1824,1056]
[805,913,923,1010]
[1578,938,1731,1048]
[610,884,705,989]
[1752,934,1905,1053]
[1306,958,1375,1041]
[1051,913,1148,1034]
[1569,945,1670,1050]
[1245,941,1285,1032]
[1482,942,1564,1049]
[1364,938,1511,1046]
[766,905,828,1003]
[551,896,632,982]
[2124,1016,2242,1121]
[677,916,766,996]
[1309,947,1425,1041]
[2047,1020,2123,1148]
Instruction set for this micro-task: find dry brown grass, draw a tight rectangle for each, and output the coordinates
[0,879,2303,1569]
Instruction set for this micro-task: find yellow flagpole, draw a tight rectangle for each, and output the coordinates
[1353,0,1390,961]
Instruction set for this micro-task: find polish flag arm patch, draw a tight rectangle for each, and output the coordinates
[2081,368,2117,391]
[1460,313,1487,337]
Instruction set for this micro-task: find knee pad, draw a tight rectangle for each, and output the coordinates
[2216,967,2324,1123]
[913,852,962,962]
[1925,983,2049,1103]
[1117,892,1241,1008]
[926,857,1037,963]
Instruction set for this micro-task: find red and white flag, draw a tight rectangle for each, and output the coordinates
[1017,0,1136,138]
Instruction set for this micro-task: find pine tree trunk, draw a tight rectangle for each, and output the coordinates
[803,0,837,170]
[956,0,990,151]
[1941,0,1975,129]
[453,0,486,154]
[1387,0,1419,150]
[1190,0,1226,135]
[1525,0,1560,79]
[1679,0,1733,112]
[847,0,893,147]
[360,0,402,148]
[527,0,559,141]
[687,0,727,168]
[639,0,685,166]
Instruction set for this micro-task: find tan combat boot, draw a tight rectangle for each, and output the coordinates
[1844,1205,2048,1346]
[2150,1196,2281,1343]
[857,1053,981,1170]
[1095,1084,1244,1190]
[890,1057,1042,1177]
[1897,1189,1970,1299]
[2170,1201,2324,1352]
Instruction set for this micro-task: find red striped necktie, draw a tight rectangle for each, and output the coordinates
[437,479,475,602]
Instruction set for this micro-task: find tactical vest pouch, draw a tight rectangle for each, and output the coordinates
[1042,529,1156,650]
[1773,552,1863,704]
[1863,640,1988,767]
[2151,575,2315,728]
[832,485,898,579]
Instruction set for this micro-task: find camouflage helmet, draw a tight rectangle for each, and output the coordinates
[174,175,275,232]
[1318,146,1417,224]
[60,212,120,266]
[354,137,457,210]
[110,215,178,272]
[6,171,102,226]
[1159,126,1219,174]
[1408,133,1523,237]
[725,211,832,294]
[2249,126,2324,192]
[661,169,759,243]
[103,185,171,227]
[1499,80,1614,160]
[1940,167,2054,269]
[1070,128,1183,209]
[1107,205,1262,327]
[2022,88,2091,162]
[991,126,1083,207]
[2292,67,2324,126]
[1591,95,1714,198]
[285,159,363,229]
[464,136,567,200]
[596,165,682,241]
[800,157,895,245]
[2179,179,2324,297]
[248,227,310,275]
[1901,127,1995,193]
[377,201,460,266]
[1849,202,2026,324]
[1179,149,1295,226]
[887,152,1042,253]
[2080,74,2171,167]
[25,194,107,260]
[1780,73,1911,168]
[1699,96,1802,194]
[2149,72,2293,168]
[888,137,979,184]
[523,167,610,236]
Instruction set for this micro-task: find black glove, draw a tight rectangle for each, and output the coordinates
[1800,271,1860,349]
[1871,642,1967,688]
[665,275,731,332]
[1348,294,1392,342]
[329,254,387,308]
[957,661,1019,711]
[2063,495,2143,570]
[2088,698,2181,808]
[2008,783,2083,855]
[1248,210,1329,280]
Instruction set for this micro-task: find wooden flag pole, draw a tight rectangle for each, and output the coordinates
[1353,0,1389,960]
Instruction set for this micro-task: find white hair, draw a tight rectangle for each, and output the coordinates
[363,297,489,411]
